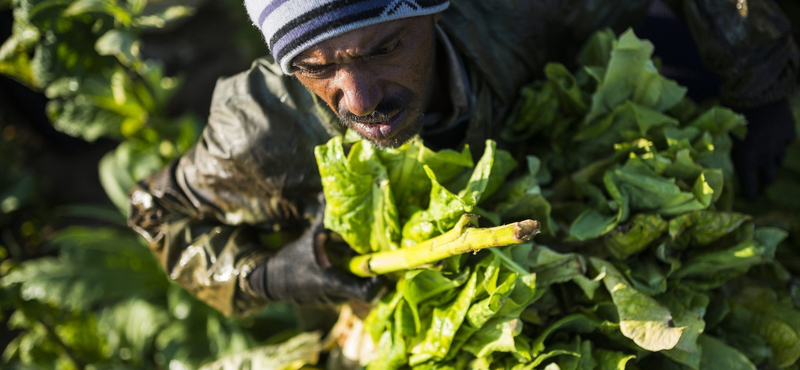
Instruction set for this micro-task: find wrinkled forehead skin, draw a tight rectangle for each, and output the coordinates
[243,0,450,74]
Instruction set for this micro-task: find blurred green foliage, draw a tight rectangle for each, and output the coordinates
[0,1,318,369]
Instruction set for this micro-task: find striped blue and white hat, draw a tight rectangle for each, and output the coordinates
[244,0,450,74]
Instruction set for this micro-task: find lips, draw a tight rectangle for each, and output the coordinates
[351,109,404,141]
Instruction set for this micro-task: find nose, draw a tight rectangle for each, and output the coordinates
[336,66,382,116]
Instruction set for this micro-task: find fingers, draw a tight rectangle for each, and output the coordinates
[327,271,386,302]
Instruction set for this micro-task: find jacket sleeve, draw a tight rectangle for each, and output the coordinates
[128,58,342,317]
[667,0,799,109]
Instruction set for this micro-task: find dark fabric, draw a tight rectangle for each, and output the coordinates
[666,0,799,109]
[732,99,797,200]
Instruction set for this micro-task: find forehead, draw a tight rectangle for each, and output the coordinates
[294,16,427,62]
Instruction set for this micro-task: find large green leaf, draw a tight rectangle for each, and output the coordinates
[134,5,195,29]
[64,0,132,26]
[197,332,321,370]
[95,29,139,67]
[0,226,169,310]
[590,258,686,352]
[671,227,785,279]
[583,29,686,124]
[604,213,667,260]
[315,136,399,253]
[99,141,165,214]
[376,137,473,211]
[696,335,756,370]
[409,269,479,365]
[98,297,171,364]
[729,285,800,368]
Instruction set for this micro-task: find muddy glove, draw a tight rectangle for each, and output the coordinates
[731,99,797,201]
[248,207,382,305]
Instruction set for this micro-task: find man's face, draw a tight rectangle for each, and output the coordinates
[292,15,439,149]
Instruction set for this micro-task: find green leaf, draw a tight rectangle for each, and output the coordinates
[576,28,616,68]
[530,314,601,356]
[574,101,678,147]
[590,258,685,352]
[26,0,70,25]
[667,211,751,245]
[365,290,403,343]
[402,269,470,335]
[0,49,35,87]
[315,137,400,253]
[583,30,686,124]
[550,336,596,370]
[0,15,39,86]
[695,334,756,370]
[44,72,149,142]
[491,156,553,233]
[95,29,139,67]
[409,269,479,365]
[99,141,165,214]
[367,314,407,370]
[593,348,636,370]
[198,332,321,370]
[134,5,195,29]
[656,287,708,365]
[64,0,132,26]
[604,213,668,260]
[0,173,36,216]
[0,226,169,311]
[461,140,517,205]
[401,166,469,245]
[729,285,800,368]
[461,317,521,358]
[465,269,517,329]
[618,255,668,296]
[569,208,619,241]
[376,137,473,215]
[528,247,600,299]
[51,203,127,226]
[501,80,562,143]
[99,297,171,362]
[670,227,785,279]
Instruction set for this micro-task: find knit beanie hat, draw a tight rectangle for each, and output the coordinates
[244,0,450,74]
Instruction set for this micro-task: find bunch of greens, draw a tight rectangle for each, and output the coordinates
[314,29,799,369]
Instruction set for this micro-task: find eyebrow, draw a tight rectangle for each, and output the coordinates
[360,28,404,57]
[292,27,405,68]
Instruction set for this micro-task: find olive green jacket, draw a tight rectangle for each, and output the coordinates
[128,0,798,317]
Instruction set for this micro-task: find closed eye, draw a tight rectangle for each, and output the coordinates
[375,39,401,56]
[293,63,332,77]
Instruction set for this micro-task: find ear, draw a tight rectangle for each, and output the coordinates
[433,12,441,22]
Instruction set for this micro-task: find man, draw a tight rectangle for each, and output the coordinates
[128,0,798,317]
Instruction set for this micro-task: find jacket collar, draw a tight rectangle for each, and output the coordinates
[420,24,473,136]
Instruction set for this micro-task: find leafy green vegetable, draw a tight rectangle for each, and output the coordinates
[315,28,800,370]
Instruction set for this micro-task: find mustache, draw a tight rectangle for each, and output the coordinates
[338,92,413,126]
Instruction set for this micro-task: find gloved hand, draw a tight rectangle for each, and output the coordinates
[731,99,797,201]
[248,203,383,305]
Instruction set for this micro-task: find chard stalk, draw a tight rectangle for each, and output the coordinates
[347,214,541,277]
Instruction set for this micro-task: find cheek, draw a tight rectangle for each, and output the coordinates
[298,78,338,111]
[382,53,434,99]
